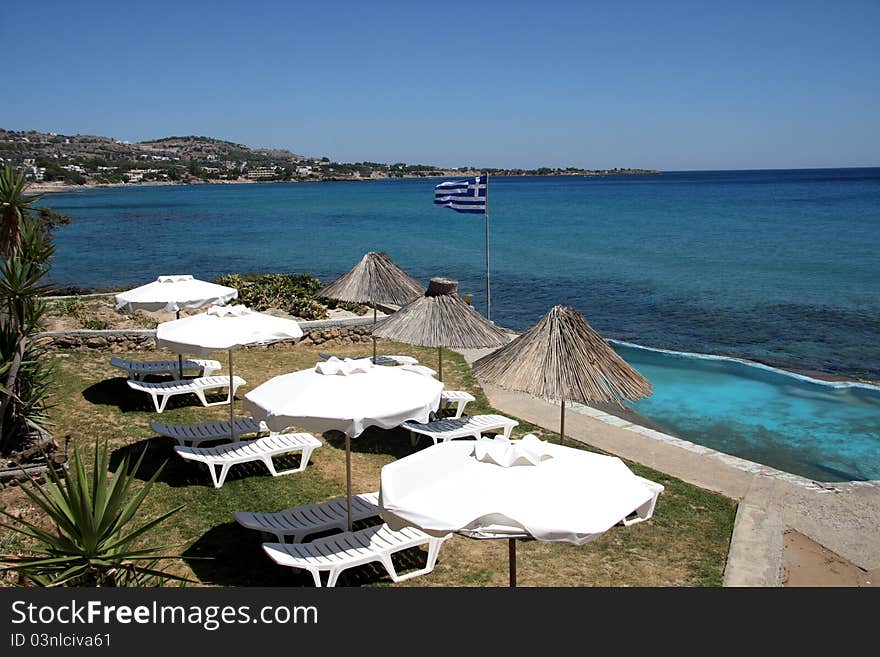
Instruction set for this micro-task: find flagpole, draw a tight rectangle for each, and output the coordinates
[485,173,491,321]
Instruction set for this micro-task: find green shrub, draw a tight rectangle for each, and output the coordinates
[1,165,57,453]
[81,316,109,330]
[52,296,85,316]
[213,273,330,320]
[0,440,187,587]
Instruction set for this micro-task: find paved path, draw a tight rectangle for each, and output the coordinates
[456,347,880,586]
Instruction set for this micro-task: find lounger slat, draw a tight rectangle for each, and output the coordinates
[235,492,380,542]
[402,414,518,446]
[110,357,222,380]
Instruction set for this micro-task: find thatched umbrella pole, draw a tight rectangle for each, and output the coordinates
[372,305,378,363]
[472,305,652,445]
[560,399,565,445]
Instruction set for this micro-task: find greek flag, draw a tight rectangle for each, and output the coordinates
[434,176,487,214]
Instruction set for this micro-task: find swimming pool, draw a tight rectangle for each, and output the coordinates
[613,342,880,482]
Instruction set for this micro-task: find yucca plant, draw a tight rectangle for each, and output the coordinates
[0,168,60,453]
[0,440,187,587]
[0,163,40,257]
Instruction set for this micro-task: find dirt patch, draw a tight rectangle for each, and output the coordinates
[783,530,877,587]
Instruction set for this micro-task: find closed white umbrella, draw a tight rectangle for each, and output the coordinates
[380,437,663,586]
[155,305,303,440]
[116,274,238,377]
[243,361,443,529]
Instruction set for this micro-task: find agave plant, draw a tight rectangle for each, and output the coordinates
[0,169,57,452]
[0,164,40,257]
[0,440,187,587]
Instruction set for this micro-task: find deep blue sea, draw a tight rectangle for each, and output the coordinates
[44,169,880,381]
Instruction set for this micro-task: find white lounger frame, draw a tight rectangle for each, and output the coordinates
[110,356,222,381]
[127,375,246,413]
[439,390,476,419]
[174,433,321,488]
[235,492,380,543]
[262,524,449,587]
[151,417,268,447]
[402,414,519,446]
[318,353,418,366]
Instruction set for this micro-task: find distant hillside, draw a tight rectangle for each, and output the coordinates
[138,135,304,162]
[0,128,657,187]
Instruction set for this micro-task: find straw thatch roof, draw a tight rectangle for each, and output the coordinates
[371,278,510,348]
[316,252,424,306]
[471,305,651,408]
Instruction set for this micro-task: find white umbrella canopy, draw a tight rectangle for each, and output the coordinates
[380,437,663,586]
[243,361,443,529]
[155,304,303,356]
[117,274,238,378]
[155,305,303,440]
[115,274,237,314]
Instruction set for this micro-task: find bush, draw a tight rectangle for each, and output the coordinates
[0,440,187,587]
[211,272,370,319]
[213,273,330,320]
[1,166,57,453]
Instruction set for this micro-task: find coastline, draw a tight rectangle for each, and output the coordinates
[26,170,659,195]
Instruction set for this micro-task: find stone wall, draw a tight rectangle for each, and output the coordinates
[40,330,157,352]
[38,318,378,352]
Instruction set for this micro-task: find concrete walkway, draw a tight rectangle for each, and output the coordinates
[456,347,880,586]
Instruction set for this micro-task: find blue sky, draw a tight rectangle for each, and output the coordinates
[2,1,878,170]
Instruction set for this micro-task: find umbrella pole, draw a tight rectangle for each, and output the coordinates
[345,433,353,531]
[508,538,517,587]
[560,399,565,445]
[176,309,184,379]
[372,306,377,364]
[437,347,443,381]
[228,349,236,442]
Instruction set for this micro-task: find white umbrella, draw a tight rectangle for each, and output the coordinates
[380,436,663,586]
[116,274,238,377]
[243,360,443,529]
[155,305,303,440]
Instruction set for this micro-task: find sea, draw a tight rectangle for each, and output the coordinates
[43,168,880,382]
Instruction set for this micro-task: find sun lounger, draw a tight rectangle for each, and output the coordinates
[151,417,269,447]
[262,523,449,587]
[400,364,438,377]
[109,356,222,381]
[620,476,665,526]
[127,375,246,413]
[318,353,418,366]
[402,414,519,446]
[174,433,321,488]
[439,390,476,418]
[234,492,381,543]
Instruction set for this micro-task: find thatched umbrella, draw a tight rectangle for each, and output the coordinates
[371,277,509,380]
[472,305,652,443]
[316,252,424,362]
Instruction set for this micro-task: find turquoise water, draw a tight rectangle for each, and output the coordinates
[41,169,880,481]
[616,344,880,482]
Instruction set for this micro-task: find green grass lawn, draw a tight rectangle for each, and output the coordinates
[1,341,736,587]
